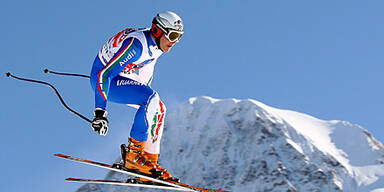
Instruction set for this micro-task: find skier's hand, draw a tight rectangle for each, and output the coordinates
[91,108,109,136]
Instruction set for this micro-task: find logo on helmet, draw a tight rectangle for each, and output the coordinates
[173,20,183,31]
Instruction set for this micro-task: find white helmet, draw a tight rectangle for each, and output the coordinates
[151,11,184,43]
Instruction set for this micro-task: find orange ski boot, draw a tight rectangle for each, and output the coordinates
[120,138,179,182]
[141,152,180,182]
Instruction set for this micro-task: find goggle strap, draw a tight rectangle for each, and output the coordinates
[155,23,168,34]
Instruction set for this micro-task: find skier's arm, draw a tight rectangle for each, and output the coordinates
[95,37,143,109]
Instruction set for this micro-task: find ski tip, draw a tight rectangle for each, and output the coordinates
[65,178,80,181]
[65,178,82,182]
[54,153,68,158]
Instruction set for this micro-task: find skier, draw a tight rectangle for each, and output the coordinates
[89,11,183,182]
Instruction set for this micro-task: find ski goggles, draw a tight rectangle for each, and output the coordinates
[164,30,183,42]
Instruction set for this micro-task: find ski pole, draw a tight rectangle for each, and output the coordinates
[43,69,90,79]
[5,72,92,123]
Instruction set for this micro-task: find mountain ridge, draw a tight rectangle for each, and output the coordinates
[76,96,384,192]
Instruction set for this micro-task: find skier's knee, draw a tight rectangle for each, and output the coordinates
[152,93,166,115]
[146,92,166,117]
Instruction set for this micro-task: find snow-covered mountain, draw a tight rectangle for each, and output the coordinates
[76,96,384,192]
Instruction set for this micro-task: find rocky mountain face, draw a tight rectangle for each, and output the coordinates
[76,96,384,192]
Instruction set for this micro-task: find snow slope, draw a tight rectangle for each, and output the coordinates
[76,96,384,192]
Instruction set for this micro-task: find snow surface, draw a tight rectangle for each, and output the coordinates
[76,96,384,192]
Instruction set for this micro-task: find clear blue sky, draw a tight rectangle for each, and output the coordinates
[2,1,384,192]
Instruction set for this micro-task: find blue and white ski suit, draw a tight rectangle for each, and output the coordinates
[90,28,165,154]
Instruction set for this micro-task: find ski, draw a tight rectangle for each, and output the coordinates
[66,177,188,191]
[55,154,231,192]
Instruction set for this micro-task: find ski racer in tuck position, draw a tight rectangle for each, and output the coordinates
[89,11,184,182]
